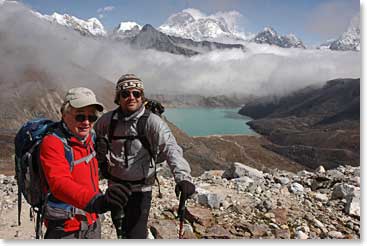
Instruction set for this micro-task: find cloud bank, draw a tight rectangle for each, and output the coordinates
[0,1,360,98]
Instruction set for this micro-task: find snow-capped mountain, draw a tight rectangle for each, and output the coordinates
[126,24,245,57]
[41,12,107,37]
[158,8,248,42]
[111,21,142,40]
[329,14,360,51]
[317,39,337,50]
[251,27,306,49]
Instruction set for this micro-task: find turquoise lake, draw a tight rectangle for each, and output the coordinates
[164,108,256,137]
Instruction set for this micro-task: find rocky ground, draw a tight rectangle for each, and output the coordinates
[0,163,360,240]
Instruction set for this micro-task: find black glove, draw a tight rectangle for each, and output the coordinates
[175,180,195,200]
[87,183,132,214]
[95,136,110,178]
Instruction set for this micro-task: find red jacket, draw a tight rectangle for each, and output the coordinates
[40,130,100,232]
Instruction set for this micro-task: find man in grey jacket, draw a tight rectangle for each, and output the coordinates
[94,73,195,239]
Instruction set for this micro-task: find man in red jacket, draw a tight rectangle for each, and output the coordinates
[40,87,132,239]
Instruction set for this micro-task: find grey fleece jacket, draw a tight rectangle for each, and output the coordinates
[94,105,192,187]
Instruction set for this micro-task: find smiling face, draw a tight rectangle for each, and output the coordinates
[62,105,98,138]
[119,88,144,113]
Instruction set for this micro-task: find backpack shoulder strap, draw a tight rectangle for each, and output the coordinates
[51,125,74,171]
[137,109,162,198]
[137,109,153,159]
[108,108,119,143]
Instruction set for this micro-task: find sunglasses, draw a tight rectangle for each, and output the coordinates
[74,114,98,123]
[120,90,142,99]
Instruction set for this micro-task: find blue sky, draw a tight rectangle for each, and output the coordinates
[20,0,360,45]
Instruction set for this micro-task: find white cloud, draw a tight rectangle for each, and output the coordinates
[97,5,115,15]
[0,1,360,99]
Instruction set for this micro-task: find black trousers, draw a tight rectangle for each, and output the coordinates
[111,191,152,239]
[44,218,101,239]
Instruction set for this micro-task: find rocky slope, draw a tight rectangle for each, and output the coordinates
[239,78,360,170]
[0,163,359,239]
[147,93,252,108]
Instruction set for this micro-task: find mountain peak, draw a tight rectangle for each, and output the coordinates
[159,8,248,42]
[329,14,360,51]
[112,21,142,39]
[263,26,277,36]
[141,24,156,32]
[252,26,305,49]
[41,12,107,37]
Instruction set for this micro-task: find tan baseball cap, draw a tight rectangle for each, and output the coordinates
[64,87,104,112]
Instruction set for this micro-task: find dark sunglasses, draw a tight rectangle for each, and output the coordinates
[120,90,142,99]
[75,114,98,123]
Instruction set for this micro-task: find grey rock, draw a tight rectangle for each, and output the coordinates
[326,169,344,180]
[345,190,360,217]
[295,230,308,239]
[196,188,226,209]
[233,176,254,188]
[274,176,290,185]
[315,165,326,173]
[331,183,357,200]
[289,182,304,193]
[314,193,328,202]
[222,162,264,180]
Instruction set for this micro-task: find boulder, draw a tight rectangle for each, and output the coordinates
[196,189,226,209]
[331,183,358,200]
[222,162,263,180]
[185,207,214,227]
[315,165,326,173]
[149,220,178,239]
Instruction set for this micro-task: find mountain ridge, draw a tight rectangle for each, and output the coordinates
[239,78,360,170]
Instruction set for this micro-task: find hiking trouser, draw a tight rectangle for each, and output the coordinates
[44,218,101,239]
[111,190,152,239]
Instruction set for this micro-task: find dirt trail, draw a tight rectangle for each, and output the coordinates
[0,201,37,239]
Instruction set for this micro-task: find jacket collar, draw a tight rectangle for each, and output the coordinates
[61,121,92,146]
[116,104,145,122]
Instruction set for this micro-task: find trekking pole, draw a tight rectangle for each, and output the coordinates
[177,192,187,239]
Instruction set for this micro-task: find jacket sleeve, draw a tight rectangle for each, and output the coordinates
[146,114,192,183]
[40,135,100,209]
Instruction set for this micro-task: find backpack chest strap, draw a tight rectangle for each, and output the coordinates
[72,151,96,166]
